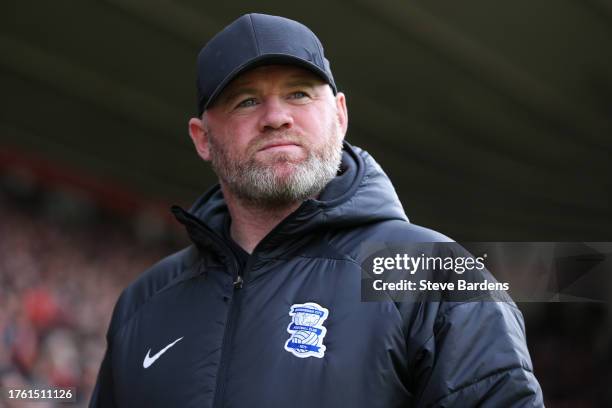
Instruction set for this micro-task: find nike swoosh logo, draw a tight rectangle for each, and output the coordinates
[143,337,184,369]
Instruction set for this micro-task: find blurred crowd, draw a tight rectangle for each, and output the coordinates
[0,196,172,407]
[0,187,610,407]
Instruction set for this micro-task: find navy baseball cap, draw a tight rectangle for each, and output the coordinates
[196,13,337,115]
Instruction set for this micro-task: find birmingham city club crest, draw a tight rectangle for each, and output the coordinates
[284,302,329,358]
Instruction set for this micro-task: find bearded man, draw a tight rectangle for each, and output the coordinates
[90,13,543,408]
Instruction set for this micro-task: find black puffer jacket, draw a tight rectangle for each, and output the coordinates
[90,143,543,407]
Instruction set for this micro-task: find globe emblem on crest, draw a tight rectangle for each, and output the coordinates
[284,302,329,358]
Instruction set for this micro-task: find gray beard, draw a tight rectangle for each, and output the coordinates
[208,123,343,209]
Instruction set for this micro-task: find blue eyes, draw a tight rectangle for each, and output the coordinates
[289,91,307,99]
[237,98,257,108]
[235,92,308,109]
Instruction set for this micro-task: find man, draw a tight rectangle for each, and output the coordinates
[90,13,543,407]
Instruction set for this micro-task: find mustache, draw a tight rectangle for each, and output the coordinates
[249,131,305,151]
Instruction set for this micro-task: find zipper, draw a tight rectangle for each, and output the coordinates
[233,275,244,289]
[173,203,313,408]
[172,206,243,408]
[213,203,313,407]
[213,254,261,408]
[212,276,242,408]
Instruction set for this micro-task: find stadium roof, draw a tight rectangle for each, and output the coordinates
[1,0,611,240]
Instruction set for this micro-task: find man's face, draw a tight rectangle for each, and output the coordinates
[190,64,348,208]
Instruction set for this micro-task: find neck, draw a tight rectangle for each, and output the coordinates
[221,185,302,254]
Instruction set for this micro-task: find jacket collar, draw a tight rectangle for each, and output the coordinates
[172,141,408,258]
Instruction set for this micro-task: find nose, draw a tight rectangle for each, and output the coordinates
[257,98,294,132]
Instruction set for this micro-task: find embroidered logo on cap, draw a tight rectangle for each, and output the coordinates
[284,302,329,358]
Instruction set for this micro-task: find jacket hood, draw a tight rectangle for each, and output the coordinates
[172,142,408,254]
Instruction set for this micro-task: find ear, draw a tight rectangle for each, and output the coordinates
[335,92,348,137]
[188,117,211,161]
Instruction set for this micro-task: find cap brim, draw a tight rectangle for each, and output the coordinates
[201,54,336,112]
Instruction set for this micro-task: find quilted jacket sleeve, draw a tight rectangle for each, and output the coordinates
[408,301,544,407]
[89,344,117,408]
[89,290,126,408]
